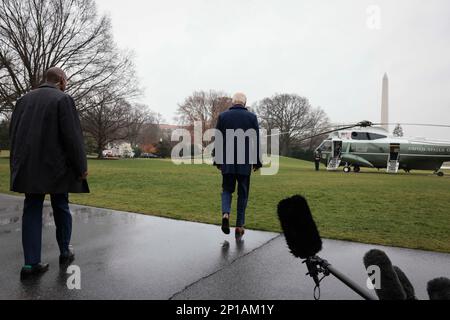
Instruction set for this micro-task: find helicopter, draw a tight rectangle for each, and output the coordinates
[314,121,450,176]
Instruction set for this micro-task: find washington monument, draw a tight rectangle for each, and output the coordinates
[381,73,389,131]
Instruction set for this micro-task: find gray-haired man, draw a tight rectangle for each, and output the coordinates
[215,93,262,240]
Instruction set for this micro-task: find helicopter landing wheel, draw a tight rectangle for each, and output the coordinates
[343,166,351,173]
[353,166,361,173]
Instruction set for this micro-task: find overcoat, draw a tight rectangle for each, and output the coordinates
[9,83,89,194]
[215,105,262,176]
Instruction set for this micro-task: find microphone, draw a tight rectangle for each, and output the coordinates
[393,266,417,300]
[277,195,322,259]
[278,195,376,300]
[363,249,406,300]
[427,277,450,300]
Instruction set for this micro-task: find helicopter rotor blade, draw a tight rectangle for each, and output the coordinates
[373,123,450,128]
[263,121,450,142]
[265,122,366,141]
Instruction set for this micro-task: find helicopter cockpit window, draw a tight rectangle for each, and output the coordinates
[351,132,387,141]
[351,132,369,140]
[368,133,387,140]
[318,140,332,152]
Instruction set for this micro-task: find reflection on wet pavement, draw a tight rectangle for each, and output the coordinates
[1,193,449,300]
[0,194,278,300]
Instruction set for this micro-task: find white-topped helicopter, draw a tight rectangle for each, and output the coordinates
[314,121,450,176]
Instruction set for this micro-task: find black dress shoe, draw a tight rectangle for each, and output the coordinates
[221,216,231,235]
[20,263,49,280]
[59,249,75,265]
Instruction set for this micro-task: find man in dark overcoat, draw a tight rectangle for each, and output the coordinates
[214,93,262,240]
[10,67,89,279]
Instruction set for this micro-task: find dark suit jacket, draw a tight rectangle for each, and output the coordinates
[215,105,262,176]
[9,83,89,194]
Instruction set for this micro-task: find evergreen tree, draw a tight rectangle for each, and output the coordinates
[393,124,404,137]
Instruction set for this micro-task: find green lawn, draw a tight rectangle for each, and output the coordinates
[0,150,9,158]
[0,157,449,253]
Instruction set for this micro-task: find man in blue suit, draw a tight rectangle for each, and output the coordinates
[215,93,262,240]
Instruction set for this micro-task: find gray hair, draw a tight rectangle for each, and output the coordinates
[232,92,247,106]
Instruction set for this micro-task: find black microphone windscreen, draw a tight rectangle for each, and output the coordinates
[393,266,417,300]
[277,195,322,259]
[363,249,406,300]
[427,277,450,300]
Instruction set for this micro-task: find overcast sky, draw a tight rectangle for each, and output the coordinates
[95,0,450,139]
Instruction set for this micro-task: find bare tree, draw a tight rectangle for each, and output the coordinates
[125,104,156,147]
[177,90,231,130]
[306,107,330,150]
[257,93,329,155]
[0,0,138,116]
[138,113,163,147]
[81,95,132,158]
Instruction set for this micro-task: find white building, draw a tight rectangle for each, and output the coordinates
[103,142,135,158]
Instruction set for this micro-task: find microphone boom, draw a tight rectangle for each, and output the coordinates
[278,195,377,300]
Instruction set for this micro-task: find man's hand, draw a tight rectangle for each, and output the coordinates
[253,165,262,172]
[80,172,89,180]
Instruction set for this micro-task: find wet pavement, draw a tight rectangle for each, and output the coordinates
[0,194,449,300]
